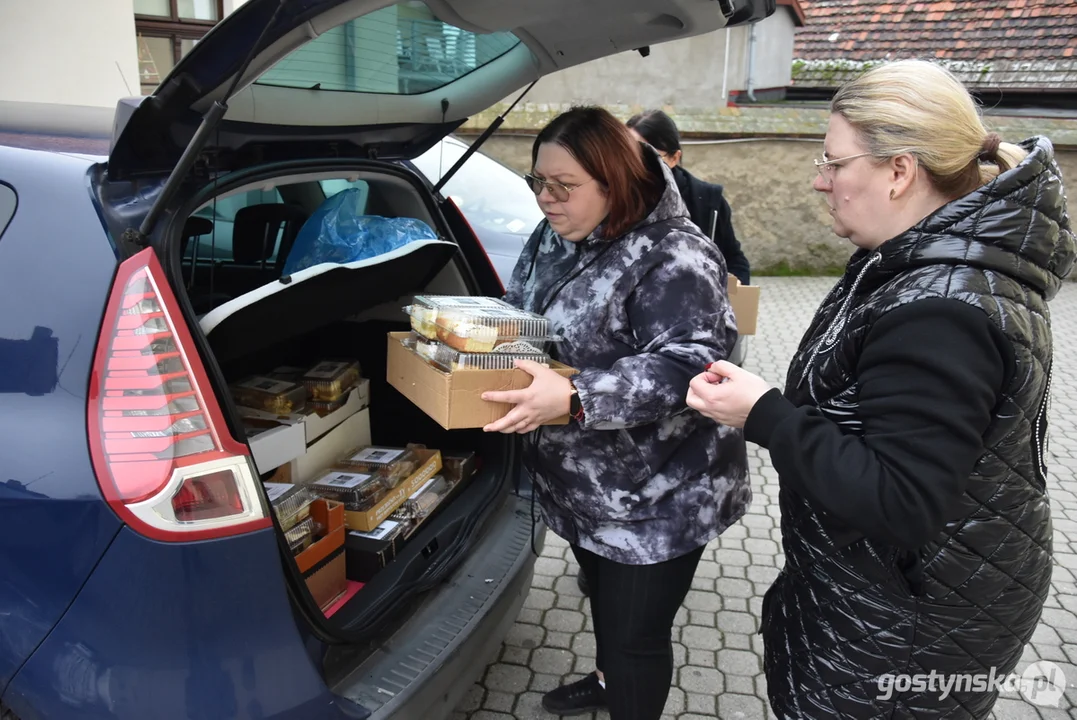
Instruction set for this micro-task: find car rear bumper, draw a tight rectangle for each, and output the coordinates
[331,492,544,720]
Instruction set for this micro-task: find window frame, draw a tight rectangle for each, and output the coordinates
[135,0,223,93]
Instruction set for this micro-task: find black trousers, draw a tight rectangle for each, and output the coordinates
[571,543,705,720]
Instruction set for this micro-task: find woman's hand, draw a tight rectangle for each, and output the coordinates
[481,360,574,434]
[686,360,772,428]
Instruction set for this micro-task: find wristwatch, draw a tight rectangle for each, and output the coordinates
[568,379,584,422]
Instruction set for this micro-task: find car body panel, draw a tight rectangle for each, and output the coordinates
[0,147,125,697]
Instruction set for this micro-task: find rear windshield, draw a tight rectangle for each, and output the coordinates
[256,2,520,95]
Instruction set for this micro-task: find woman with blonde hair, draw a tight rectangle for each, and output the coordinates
[686,59,1075,718]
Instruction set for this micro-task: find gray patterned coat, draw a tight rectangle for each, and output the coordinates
[503,149,751,565]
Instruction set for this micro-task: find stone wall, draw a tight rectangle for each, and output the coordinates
[460,106,1077,276]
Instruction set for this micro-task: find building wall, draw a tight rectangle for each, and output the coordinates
[503,7,797,110]
[463,132,1077,276]
[0,0,140,108]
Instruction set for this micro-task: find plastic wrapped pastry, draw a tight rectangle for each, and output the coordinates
[308,469,385,510]
[264,482,315,531]
[404,295,514,340]
[301,360,361,402]
[333,446,420,487]
[232,376,307,415]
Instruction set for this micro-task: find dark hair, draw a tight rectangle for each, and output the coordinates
[532,106,664,239]
[626,109,681,156]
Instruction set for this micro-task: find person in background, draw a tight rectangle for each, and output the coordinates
[686,59,1074,719]
[481,106,750,720]
[626,109,751,285]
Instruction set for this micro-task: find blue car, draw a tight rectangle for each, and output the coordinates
[0,1,772,719]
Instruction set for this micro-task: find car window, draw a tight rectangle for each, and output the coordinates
[319,179,370,210]
[256,3,520,96]
[411,140,543,236]
[0,183,15,242]
[188,188,284,262]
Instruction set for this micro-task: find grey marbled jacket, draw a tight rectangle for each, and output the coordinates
[504,148,751,565]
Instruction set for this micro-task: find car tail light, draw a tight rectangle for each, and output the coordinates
[444,197,505,295]
[88,248,270,541]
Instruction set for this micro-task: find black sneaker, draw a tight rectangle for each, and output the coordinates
[541,672,607,716]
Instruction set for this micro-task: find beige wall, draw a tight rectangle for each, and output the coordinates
[511,7,797,110]
[467,133,1077,276]
[0,0,139,108]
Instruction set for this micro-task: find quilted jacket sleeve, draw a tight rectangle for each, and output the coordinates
[744,298,1012,549]
[571,232,738,430]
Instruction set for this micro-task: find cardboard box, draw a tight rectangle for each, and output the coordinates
[240,380,370,442]
[386,332,577,430]
[294,499,348,613]
[292,408,372,484]
[247,422,306,475]
[728,278,761,335]
[345,520,405,582]
[344,447,442,532]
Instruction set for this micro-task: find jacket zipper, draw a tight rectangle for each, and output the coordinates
[1032,363,1053,489]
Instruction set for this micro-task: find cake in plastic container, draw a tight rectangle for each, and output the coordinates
[333,446,420,486]
[405,295,514,340]
[419,335,552,371]
[284,516,323,554]
[309,469,385,510]
[264,482,315,531]
[391,475,451,523]
[433,307,553,353]
[301,360,361,402]
[232,376,307,415]
[310,396,348,417]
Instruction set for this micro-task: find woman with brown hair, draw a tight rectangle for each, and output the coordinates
[481,106,750,719]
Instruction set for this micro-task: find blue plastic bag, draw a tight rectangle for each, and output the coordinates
[282,188,439,275]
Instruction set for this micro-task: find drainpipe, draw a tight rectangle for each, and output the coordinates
[721,27,731,103]
[746,21,758,102]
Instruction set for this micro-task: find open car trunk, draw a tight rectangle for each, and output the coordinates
[166,159,536,676]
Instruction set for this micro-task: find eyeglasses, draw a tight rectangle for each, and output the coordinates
[524,174,594,202]
[814,152,873,184]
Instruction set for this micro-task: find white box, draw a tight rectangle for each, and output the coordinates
[292,408,372,484]
[247,422,306,475]
[302,379,370,444]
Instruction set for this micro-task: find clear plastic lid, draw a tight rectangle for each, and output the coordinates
[390,475,451,522]
[301,360,361,402]
[232,376,308,415]
[333,446,420,487]
[284,516,324,555]
[308,469,385,510]
[405,295,515,340]
[412,335,552,371]
[310,396,348,418]
[264,482,315,531]
[425,307,553,353]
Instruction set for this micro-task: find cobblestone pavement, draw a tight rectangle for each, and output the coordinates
[453,277,1077,720]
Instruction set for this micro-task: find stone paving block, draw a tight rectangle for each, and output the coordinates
[483,691,515,713]
[684,589,723,612]
[687,647,718,668]
[718,648,763,677]
[529,673,560,693]
[505,622,544,649]
[688,609,717,627]
[529,573,555,590]
[686,690,717,715]
[722,564,749,579]
[725,632,753,650]
[500,646,531,666]
[485,664,532,694]
[544,631,573,650]
[679,665,725,695]
[544,608,585,633]
[683,625,723,650]
[533,557,566,577]
[719,693,767,720]
[718,610,759,635]
[530,647,574,676]
[522,589,555,612]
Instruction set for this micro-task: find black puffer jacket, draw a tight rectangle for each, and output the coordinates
[745,136,1075,719]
